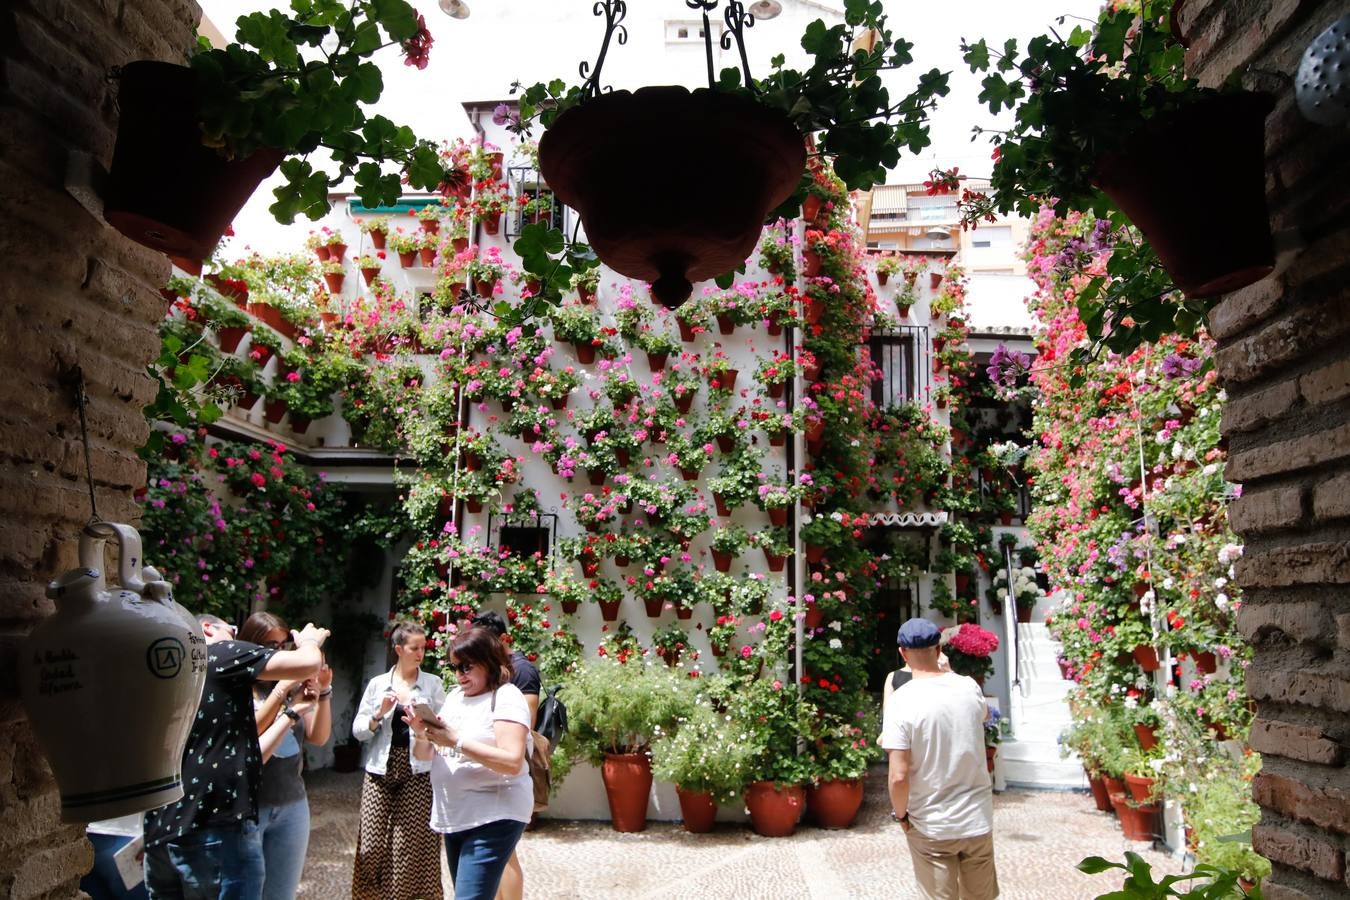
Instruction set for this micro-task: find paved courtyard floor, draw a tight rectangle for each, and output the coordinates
[301,766,1186,899]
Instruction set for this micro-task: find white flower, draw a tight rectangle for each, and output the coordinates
[1162,577,1175,590]
[828,638,842,649]
[996,587,1008,599]
[1214,577,1227,589]
[828,620,843,631]
[1124,696,1138,709]
[1171,441,1183,459]
[1215,593,1229,611]
[829,511,844,522]
[1202,463,1218,476]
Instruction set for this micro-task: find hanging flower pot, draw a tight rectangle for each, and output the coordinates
[929,272,943,290]
[709,369,738,391]
[315,244,331,262]
[677,319,697,343]
[361,265,380,285]
[262,398,287,424]
[805,543,825,564]
[1131,644,1161,672]
[674,392,695,414]
[1133,723,1159,751]
[643,597,664,618]
[577,284,596,305]
[802,250,823,278]
[550,395,570,411]
[804,606,824,630]
[1093,93,1275,296]
[715,434,736,454]
[104,62,284,261]
[745,781,805,837]
[289,415,311,435]
[574,342,597,365]
[711,549,733,573]
[646,352,668,372]
[675,788,717,834]
[452,236,469,253]
[614,554,630,568]
[763,549,786,572]
[560,599,580,615]
[601,752,653,832]
[680,468,698,482]
[716,314,735,335]
[369,230,386,250]
[587,469,607,487]
[398,250,416,268]
[323,272,345,294]
[877,271,890,286]
[216,326,248,354]
[714,494,731,517]
[769,430,786,447]
[598,598,621,621]
[767,507,787,528]
[766,320,783,337]
[419,218,439,235]
[1193,651,1218,674]
[539,86,805,308]
[481,211,502,235]
[476,278,497,299]
[419,246,437,267]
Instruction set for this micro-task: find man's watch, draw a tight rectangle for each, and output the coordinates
[283,708,302,724]
[891,811,908,824]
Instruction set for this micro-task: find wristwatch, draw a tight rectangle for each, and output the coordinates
[891,811,908,824]
[283,708,302,724]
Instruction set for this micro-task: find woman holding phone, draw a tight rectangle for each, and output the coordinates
[407,627,532,900]
[238,611,333,900]
[351,621,447,900]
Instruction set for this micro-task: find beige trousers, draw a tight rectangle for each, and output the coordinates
[905,828,1000,900]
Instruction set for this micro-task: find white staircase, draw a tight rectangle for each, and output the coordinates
[1000,622,1088,790]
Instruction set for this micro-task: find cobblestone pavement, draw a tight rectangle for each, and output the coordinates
[301,767,1186,899]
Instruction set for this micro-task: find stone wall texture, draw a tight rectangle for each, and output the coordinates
[1184,0,1350,897]
[0,0,199,896]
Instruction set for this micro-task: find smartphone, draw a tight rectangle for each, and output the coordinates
[411,701,443,726]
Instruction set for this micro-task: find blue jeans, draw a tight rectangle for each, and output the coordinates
[143,821,264,900]
[443,819,527,900]
[258,801,309,900]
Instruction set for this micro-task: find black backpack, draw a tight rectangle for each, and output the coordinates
[535,684,568,747]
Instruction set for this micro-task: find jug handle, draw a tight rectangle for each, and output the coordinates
[79,522,147,595]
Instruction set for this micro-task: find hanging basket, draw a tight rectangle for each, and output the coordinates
[539,86,805,308]
[104,62,283,261]
[1093,92,1275,297]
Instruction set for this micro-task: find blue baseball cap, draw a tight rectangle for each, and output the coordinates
[897,618,941,649]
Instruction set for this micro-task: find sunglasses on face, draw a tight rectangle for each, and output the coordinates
[448,661,476,675]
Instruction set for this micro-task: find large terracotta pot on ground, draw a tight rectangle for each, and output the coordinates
[1087,772,1114,813]
[539,86,805,308]
[1124,773,1158,805]
[745,781,805,837]
[675,788,718,834]
[806,778,864,829]
[104,62,283,261]
[601,752,653,833]
[1109,791,1161,842]
[1093,92,1274,297]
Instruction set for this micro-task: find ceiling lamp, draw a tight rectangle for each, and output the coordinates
[926,227,951,240]
[748,0,783,19]
[438,0,470,19]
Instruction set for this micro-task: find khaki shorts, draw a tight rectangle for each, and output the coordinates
[905,828,999,900]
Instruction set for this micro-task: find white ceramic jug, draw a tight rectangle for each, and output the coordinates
[20,522,207,823]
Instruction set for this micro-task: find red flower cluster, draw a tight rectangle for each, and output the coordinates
[946,623,999,658]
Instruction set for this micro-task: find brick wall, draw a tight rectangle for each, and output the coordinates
[1183,1,1350,897]
[0,1,200,896]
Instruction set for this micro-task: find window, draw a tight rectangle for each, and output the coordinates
[972,239,991,248]
[499,526,550,560]
[868,330,923,407]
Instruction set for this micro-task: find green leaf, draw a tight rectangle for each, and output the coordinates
[1075,856,1121,875]
[347,61,384,104]
[235,12,300,67]
[370,0,418,41]
[962,38,990,72]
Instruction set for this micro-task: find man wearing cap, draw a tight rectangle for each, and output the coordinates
[881,617,998,899]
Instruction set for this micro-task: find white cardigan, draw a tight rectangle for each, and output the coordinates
[352,667,447,776]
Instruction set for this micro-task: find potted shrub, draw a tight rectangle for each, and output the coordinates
[650,702,754,833]
[733,679,813,837]
[757,221,796,280]
[650,623,691,667]
[874,255,900,286]
[357,216,391,249]
[559,659,693,832]
[805,713,880,829]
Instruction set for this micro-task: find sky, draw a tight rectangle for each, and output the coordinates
[201,0,1103,257]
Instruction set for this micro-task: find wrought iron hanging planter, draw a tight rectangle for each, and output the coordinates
[538,0,805,308]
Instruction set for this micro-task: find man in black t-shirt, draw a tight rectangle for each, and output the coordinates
[143,614,329,900]
[470,610,540,900]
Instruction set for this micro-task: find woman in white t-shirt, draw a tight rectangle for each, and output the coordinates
[407,627,532,900]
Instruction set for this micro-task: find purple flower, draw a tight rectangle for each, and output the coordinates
[492,103,519,128]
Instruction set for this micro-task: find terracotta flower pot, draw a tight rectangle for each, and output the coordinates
[369,230,386,250]
[646,352,668,372]
[763,550,786,572]
[263,398,287,424]
[709,369,738,391]
[398,250,416,268]
[481,211,502,235]
[877,271,889,286]
[419,246,437,267]
[804,607,824,630]
[711,549,733,573]
[452,237,469,253]
[806,778,863,829]
[674,393,694,414]
[714,494,731,517]
[716,434,736,455]
[802,194,823,223]
[419,218,439,234]
[675,603,693,621]
[1110,792,1160,842]
[539,86,805,308]
[802,250,823,278]
[1193,651,1218,674]
[767,507,787,528]
[361,266,380,285]
[315,244,331,262]
[745,781,805,837]
[598,599,621,622]
[675,788,718,834]
[328,243,347,263]
[805,543,825,564]
[1133,723,1159,751]
[215,326,248,354]
[1124,773,1157,805]
[1131,644,1161,672]
[560,599,579,615]
[929,272,943,290]
[103,62,283,261]
[601,752,653,833]
[643,597,664,618]
[678,319,696,343]
[1087,772,1113,812]
[716,314,735,335]
[1093,93,1274,297]
[575,343,597,365]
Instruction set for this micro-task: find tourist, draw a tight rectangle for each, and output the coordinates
[237,612,333,900]
[881,618,999,900]
[143,614,330,900]
[409,627,532,900]
[468,611,541,900]
[350,621,447,900]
